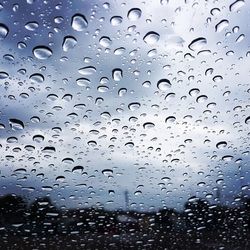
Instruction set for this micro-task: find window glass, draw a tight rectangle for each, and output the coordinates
[0,0,249,249]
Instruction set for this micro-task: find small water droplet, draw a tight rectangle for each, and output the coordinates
[157,79,171,91]
[188,37,207,51]
[215,20,229,33]
[0,23,9,39]
[128,102,141,111]
[99,36,112,47]
[110,16,123,26]
[78,66,96,75]
[25,21,39,31]
[33,46,53,59]
[112,68,123,81]
[62,36,77,52]
[127,8,142,21]
[9,119,24,130]
[71,14,88,31]
[143,32,160,45]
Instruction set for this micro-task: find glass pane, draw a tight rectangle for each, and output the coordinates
[0,0,249,249]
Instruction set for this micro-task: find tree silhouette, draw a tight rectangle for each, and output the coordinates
[0,194,27,225]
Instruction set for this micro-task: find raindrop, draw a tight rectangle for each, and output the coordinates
[56,176,65,182]
[213,75,223,83]
[134,190,142,196]
[29,73,44,84]
[99,36,112,47]
[143,122,155,129]
[157,79,171,91]
[76,78,90,87]
[62,158,74,164]
[30,116,40,123]
[62,36,77,52]
[110,16,123,26]
[0,23,9,39]
[222,155,233,161]
[33,135,45,143]
[189,88,200,97]
[215,20,229,33]
[72,166,84,173]
[118,88,127,96]
[114,47,126,55]
[42,146,56,153]
[125,142,134,148]
[229,0,245,12]
[7,137,18,143]
[165,116,176,124]
[196,95,208,103]
[88,140,97,147]
[71,14,88,31]
[216,141,227,149]
[143,32,160,45]
[0,71,9,79]
[127,8,142,21]
[47,94,58,101]
[33,46,53,59]
[9,119,24,130]
[142,81,151,88]
[102,169,113,176]
[245,116,250,124]
[97,86,109,92]
[188,37,207,51]
[78,66,96,75]
[112,68,123,81]
[128,102,141,111]
[25,21,39,31]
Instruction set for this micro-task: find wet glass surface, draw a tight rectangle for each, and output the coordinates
[0,0,249,249]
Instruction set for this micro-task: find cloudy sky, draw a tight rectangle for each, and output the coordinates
[0,0,249,211]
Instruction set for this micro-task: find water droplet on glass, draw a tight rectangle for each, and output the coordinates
[99,36,112,47]
[33,46,53,59]
[114,47,126,55]
[222,155,233,161]
[196,95,208,103]
[118,88,127,96]
[72,166,84,173]
[9,119,24,130]
[245,116,250,124]
[102,169,113,176]
[165,116,176,124]
[125,142,134,148]
[143,32,160,45]
[0,23,9,39]
[71,14,88,31]
[62,36,77,52]
[25,21,39,31]
[110,16,123,26]
[230,0,245,12]
[216,141,227,149]
[128,102,141,111]
[0,71,9,79]
[215,20,229,33]
[112,68,123,81]
[78,66,96,75]
[157,79,171,91]
[76,78,90,87]
[42,146,56,153]
[127,8,142,21]
[188,37,207,51]
[29,73,44,84]
[33,135,45,143]
[143,122,155,129]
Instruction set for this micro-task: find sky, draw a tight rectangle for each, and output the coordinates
[0,0,249,211]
